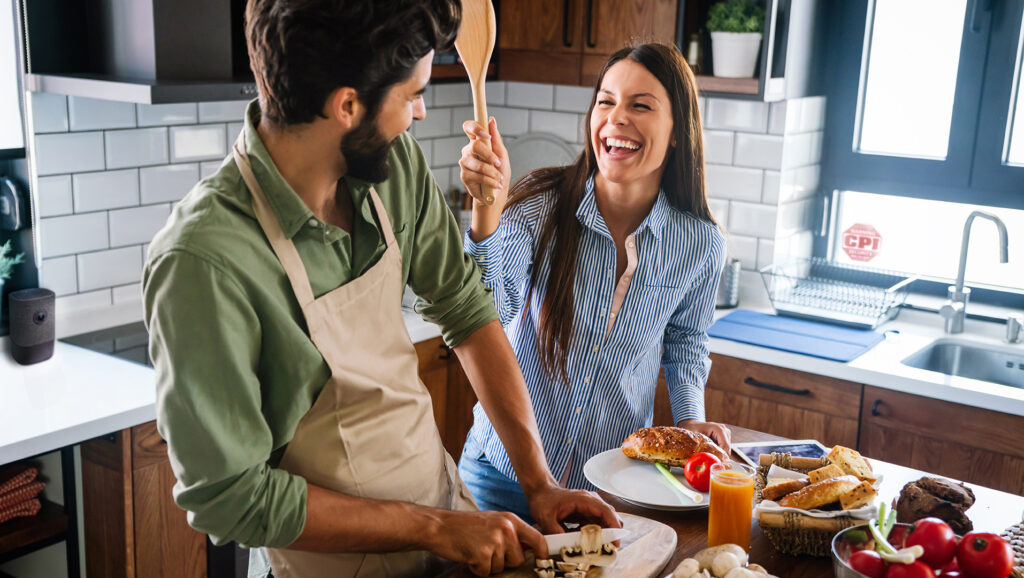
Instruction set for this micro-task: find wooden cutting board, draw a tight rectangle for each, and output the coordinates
[444,512,677,578]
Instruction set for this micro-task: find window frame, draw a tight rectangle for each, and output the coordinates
[0,0,25,161]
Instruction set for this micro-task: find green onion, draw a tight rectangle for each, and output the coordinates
[654,462,704,503]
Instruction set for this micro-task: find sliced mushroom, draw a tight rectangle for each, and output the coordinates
[533,569,555,578]
[564,572,587,578]
[560,524,618,568]
[534,558,554,569]
[556,561,580,572]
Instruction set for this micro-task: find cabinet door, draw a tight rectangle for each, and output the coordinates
[704,354,862,448]
[498,0,584,84]
[859,386,1024,495]
[445,354,479,461]
[81,431,134,578]
[580,0,678,86]
[131,422,206,578]
[416,337,450,448]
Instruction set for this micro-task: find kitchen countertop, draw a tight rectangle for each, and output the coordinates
[2,274,1022,466]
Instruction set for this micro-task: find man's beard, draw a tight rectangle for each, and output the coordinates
[341,115,394,183]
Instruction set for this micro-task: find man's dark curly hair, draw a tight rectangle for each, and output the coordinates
[245,0,461,127]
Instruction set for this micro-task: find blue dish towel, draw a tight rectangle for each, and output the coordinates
[708,310,885,362]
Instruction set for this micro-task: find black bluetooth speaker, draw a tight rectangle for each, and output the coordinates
[9,288,56,365]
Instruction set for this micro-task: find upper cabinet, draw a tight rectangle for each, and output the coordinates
[498,0,677,87]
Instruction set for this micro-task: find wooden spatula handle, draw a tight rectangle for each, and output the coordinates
[469,82,494,205]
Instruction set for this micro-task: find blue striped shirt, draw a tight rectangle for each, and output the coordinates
[463,176,726,490]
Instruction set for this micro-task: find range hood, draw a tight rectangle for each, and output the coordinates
[19,0,254,104]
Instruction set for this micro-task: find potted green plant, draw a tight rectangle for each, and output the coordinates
[0,240,25,295]
[707,0,766,78]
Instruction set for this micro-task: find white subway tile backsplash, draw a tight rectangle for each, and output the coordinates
[728,201,777,238]
[778,198,816,237]
[490,107,531,137]
[105,128,169,169]
[228,122,244,143]
[137,103,198,127]
[698,97,706,123]
[768,101,787,135]
[529,110,582,143]
[198,101,249,123]
[42,256,77,296]
[757,238,775,269]
[57,289,112,313]
[431,165,453,193]
[35,132,105,175]
[73,169,139,213]
[554,85,593,113]
[704,130,734,165]
[31,93,69,133]
[507,82,554,109]
[705,99,769,133]
[781,131,820,169]
[77,246,143,292]
[415,107,453,139]
[170,125,227,162]
[779,164,820,203]
[726,234,758,270]
[433,83,473,107]
[734,133,784,170]
[112,283,143,304]
[68,97,136,131]
[109,204,171,247]
[762,170,780,205]
[432,136,467,166]
[140,164,199,204]
[200,161,223,179]
[35,175,73,217]
[708,198,730,225]
[41,212,108,258]
[705,164,763,202]
[419,139,433,167]
[448,107,475,134]
[486,81,507,106]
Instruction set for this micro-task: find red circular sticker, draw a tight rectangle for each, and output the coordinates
[842,224,882,262]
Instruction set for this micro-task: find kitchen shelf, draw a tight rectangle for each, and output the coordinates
[25,73,259,105]
[0,499,68,563]
[431,63,496,82]
[694,75,760,96]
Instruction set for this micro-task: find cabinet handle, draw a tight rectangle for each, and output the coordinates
[585,0,597,48]
[438,344,452,360]
[871,399,883,417]
[742,376,811,396]
[562,0,573,47]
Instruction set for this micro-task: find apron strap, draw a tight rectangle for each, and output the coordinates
[366,186,397,248]
[232,132,317,308]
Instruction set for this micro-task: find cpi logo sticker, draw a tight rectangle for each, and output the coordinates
[842,224,881,262]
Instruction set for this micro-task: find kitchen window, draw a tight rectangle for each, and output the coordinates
[819,0,1024,303]
[0,0,24,159]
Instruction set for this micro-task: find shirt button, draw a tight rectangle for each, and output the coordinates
[626,239,635,248]
[584,376,591,384]
[575,407,582,414]
[592,345,599,353]
[609,312,616,319]
[308,218,318,227]
[567,437,573,445]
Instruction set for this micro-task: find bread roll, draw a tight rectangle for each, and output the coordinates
[778,475,861,510]
[808,464,845,484]
[620,427,728,466]
[840,480,878,510]
[828,446,876,482]
[761,478,810,501]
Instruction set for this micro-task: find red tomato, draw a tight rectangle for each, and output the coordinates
[955,532,1014,578]
[941,572,961,578]
[885,560,937,578]
[889,525,911,549]
[906,518,957,568]
[683,452,720,492]
[849,550,887,578]
[938,557,959,574]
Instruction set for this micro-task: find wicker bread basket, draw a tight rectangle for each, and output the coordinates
[754,452,864,557]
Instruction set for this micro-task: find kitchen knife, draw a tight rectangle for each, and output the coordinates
[542,528,630,554]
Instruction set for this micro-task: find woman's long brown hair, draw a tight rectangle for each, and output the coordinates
[507,43,712,384]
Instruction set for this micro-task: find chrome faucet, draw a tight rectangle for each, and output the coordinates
[939,211,1009,334]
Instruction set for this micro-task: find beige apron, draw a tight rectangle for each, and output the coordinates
[232,133,477,578]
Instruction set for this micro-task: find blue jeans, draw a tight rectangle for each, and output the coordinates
[457,439,535,524]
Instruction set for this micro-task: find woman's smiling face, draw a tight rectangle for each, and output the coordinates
[589,59,675,187]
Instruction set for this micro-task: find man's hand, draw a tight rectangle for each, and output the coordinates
[679,419,733,454]
[525,483,621,535]
[425,509,547,576]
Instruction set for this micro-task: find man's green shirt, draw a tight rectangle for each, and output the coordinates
[142,101,497,548]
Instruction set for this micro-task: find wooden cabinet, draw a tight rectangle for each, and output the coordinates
[81,423,205,578]
[859,385,1024,496]
[498,0,677,86]
[415,336,479,461]
[703,353,862,449]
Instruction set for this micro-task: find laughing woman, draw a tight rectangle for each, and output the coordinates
[455,43,731,521]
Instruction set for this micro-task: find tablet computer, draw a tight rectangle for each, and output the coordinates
[730,439,830,468]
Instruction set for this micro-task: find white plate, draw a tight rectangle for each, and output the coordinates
[583,449,710,511]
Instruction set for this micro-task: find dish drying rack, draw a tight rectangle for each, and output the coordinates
[759,258,916,330]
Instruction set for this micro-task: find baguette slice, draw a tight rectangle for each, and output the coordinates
[841,480,878,510]
[828,446,876,482]
[778,475,861,510]
[620,427,728,467]
[808,464,845,484]
[761,478,810,501]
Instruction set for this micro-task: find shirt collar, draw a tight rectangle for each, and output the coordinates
[241,101,372,240]
[575,174,670,240]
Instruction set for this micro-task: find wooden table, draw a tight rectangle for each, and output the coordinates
[602,426,1024,577]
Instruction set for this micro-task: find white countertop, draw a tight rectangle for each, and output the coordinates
[0,339,157,464]
[2,277,1021,466]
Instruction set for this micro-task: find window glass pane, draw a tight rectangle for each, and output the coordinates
[832,191,1023,291]
[1005,18,1024,166]
[857,0,967,160]
[0,0,24,151]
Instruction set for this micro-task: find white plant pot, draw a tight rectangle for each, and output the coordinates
[710,31,762,78]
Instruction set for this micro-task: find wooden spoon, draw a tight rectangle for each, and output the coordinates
[454,0,497,205]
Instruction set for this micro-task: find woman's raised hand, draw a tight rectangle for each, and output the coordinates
[460,118,511,241]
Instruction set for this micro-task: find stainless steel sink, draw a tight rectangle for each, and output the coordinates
[902,339,1024,389]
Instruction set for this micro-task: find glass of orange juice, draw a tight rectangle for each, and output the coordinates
[707,462,756,551]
